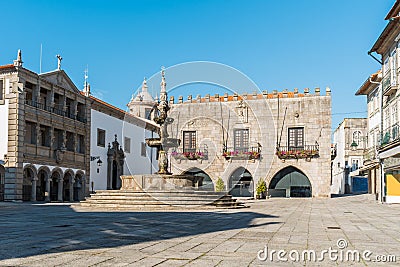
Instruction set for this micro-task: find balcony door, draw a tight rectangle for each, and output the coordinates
[288,127,304,149]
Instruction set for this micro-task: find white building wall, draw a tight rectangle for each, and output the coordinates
[90,109,157,191]
[332,123,345,194]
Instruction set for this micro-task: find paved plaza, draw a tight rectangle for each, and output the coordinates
[0,195,399,266]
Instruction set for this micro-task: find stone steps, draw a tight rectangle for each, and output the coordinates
[74,190,246,210]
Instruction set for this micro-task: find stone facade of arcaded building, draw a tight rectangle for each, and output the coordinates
[130,86,331,198]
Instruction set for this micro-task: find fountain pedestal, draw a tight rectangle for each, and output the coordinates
[121,174,199,191]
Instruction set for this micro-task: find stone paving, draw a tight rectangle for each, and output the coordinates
[0,195,399,266]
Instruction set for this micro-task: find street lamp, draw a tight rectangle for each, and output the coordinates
[350,141,358,151]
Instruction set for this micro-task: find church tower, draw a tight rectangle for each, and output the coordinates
[127,78,156,120]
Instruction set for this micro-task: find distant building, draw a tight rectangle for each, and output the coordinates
[331,118,368,195]
[130,85,332,198]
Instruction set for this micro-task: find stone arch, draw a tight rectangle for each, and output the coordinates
[182,167,214,191]
[268,166,312,198]
[0,164,4,201]
[228,167,254,197]
[37,166,50,201]
[50,168,63,201]
[63,169,74,201]
[23,165,37,201]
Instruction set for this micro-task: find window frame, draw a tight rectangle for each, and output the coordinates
[141,142,147,157]
[124,137,131,153]
[183,131,197,153]
[97,128,106,147]
[233,129,249,152]
[288,127,304,149]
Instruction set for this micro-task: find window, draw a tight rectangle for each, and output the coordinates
[183,131,196,152]
[351,159,359,171]
[77,135,85,153]
[141,142,147,157]
[234,129,249,151]
[39,125,51,147]
[124,137,131,153]
[54,129,63,149]
[66,131,74,152]
[288,127,304,148]
[25,121,37,144]
[97,128,105,147]
[352,131,362,146]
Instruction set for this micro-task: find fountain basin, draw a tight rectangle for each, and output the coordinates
[121,174,199,191]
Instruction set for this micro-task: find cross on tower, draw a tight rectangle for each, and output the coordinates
[56,54,63,70]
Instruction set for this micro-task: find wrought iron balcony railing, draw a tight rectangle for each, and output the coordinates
[222,146,261,160]
[380,123,400,146]
[276,144,319,160]
[25,100,86,123]
[171,145,208,160]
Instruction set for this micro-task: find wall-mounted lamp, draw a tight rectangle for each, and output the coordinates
[91,156,102,173]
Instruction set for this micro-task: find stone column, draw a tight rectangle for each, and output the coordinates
[81,177,86,200]
[69,178,74,201]
[57,177,63,201]
[45,177,51,202]
[31,177,38,202]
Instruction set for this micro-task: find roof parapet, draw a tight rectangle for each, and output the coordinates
[169,87,330,104]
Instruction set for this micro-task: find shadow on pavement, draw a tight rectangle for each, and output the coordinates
[0,204,280,261]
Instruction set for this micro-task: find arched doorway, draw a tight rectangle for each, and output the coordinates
[269,166,312,197]
[183,168,214,190]
[112,160,118,190]
[0,165,4,201]
[23,167,35,201]
[107,135,125,190]
[228,167,253,197]
[37,169,48,201]
[63,172,73,201]
[50,171,61,201]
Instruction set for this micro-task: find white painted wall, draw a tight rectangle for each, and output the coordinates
[332,123,346,194]
[90,109,158,190]
[0,78,9,161]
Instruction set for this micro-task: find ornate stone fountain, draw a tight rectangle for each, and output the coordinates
[77,68,243,209]
[120,68,197,190]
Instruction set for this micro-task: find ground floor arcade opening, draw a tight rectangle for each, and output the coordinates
[229,167,253,197]
[269,166,312,197]
[183,168,214,190]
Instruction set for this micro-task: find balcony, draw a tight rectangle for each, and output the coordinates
[382,71,398,96]
[276,144,319,160]
[25,100,86,123]
[380,123,400,146]
[222,146,261,160]
[171,145,208,161]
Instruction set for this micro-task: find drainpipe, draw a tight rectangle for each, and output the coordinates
[370,74,385,203]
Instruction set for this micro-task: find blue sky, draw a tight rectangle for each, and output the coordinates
[0,0,393,130]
